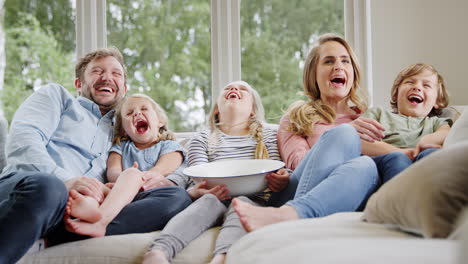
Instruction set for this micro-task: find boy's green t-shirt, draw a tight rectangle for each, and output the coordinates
[361,107,452,148]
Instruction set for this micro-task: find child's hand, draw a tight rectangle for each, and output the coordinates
[141,171,175,190]
[416,142,442,152]
[188,180,230,201]
[400,148,417,160]
[265,168,289,192]
[350,117,385,142]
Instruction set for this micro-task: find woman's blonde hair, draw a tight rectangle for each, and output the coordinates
[208,80,269,159]
[113,94,175,145]
[390,63,449,116]
[288,33,367,136]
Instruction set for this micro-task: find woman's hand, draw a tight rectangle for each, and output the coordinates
[350,117,385,142]
[187,180,230,201]
[266,168,290,192]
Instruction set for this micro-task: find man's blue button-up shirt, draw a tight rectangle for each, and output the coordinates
[1,83,115,183]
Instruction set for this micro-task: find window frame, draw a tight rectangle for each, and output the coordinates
[75,0,368,109]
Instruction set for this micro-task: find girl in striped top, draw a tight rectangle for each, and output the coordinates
[143,80,289,264]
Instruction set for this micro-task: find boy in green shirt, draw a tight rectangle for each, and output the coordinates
[361,63,451,183]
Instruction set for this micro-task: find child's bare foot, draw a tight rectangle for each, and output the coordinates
[67,189,102,223]
[142,249,170,264]
[64,217,107,237]
[232,198,299,232]
[209,253,226,264]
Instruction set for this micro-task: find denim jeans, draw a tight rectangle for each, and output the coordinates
[271,124,379,218]
[372,147,439,184]
[0,172,68,264]
[0,172,192,264]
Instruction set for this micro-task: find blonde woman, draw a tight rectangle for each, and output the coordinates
[143,81,289,264]
[233,33,382,232]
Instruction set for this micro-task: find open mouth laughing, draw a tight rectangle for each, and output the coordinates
[134,119,149,134]
[226,91,241,99]
[407,94,424,105]
[94,82,117,94]
[330,76,346,87]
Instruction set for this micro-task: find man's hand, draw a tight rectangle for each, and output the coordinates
[187,180,230,201]
[64,176,105,203]
[350,117,385,142]
[265,168,290,192]
[141,171,175,191]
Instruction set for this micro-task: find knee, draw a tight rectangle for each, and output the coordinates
[354,156,379,184]
[324,124,358,140]
[199,193,223,207]
[166,186,192,207]
[323,124,359,146]
[21,174,68,208]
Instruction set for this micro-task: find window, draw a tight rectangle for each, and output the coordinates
[1,0,76,122]
[107,0,211,132]
[1,0,345,129]
[240,0,344,123]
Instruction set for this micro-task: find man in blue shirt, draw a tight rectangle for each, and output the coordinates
[0,48,191,264]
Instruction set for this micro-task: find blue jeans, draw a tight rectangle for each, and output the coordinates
[0,172,192,263]
[270,124,379,218]
[372,148,439,184]
[0,172,68,264]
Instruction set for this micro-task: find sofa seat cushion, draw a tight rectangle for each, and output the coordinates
[18,227,220,264]
[226,212,458,264]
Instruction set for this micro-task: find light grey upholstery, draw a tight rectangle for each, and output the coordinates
[0,114,7,172]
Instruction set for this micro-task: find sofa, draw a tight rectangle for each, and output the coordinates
[1,105,466,264]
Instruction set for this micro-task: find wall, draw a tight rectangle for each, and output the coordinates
[371,0,468,108]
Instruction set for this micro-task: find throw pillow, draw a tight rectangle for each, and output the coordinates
[445,108,468,147]
[362,141,468,238]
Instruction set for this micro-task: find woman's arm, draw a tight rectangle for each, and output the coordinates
[277,117,310,170]
[106,152,123,183]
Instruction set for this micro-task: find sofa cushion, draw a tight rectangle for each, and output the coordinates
[362,141,468,238]
[226,212,458,264]
[18,227,219,264]
[445,108,468,147]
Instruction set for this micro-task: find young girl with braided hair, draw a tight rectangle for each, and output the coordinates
[143,80,289,264]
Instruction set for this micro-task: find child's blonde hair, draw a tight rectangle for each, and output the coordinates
[390,63,449,116]
[208,80,269,159]
[287,33,367,136]
[113,94,175,145]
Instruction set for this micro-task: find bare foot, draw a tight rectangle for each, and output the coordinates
[232,198,299,232]
[67,189,102,223]
[209,253,226,264]
[142,249,170,264]
[64,217,107,237]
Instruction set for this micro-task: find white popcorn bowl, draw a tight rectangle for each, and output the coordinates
[183,159,285,197]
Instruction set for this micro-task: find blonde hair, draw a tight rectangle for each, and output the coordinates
[208,80,269,159]
[390,63,449,116]
[113,94,175,145]
[288,33,367,136]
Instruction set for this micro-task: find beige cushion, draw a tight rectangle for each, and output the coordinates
[362,141,468,238]
[226,213,458,264]
[18,227,219,264]
[445,108,468,147]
